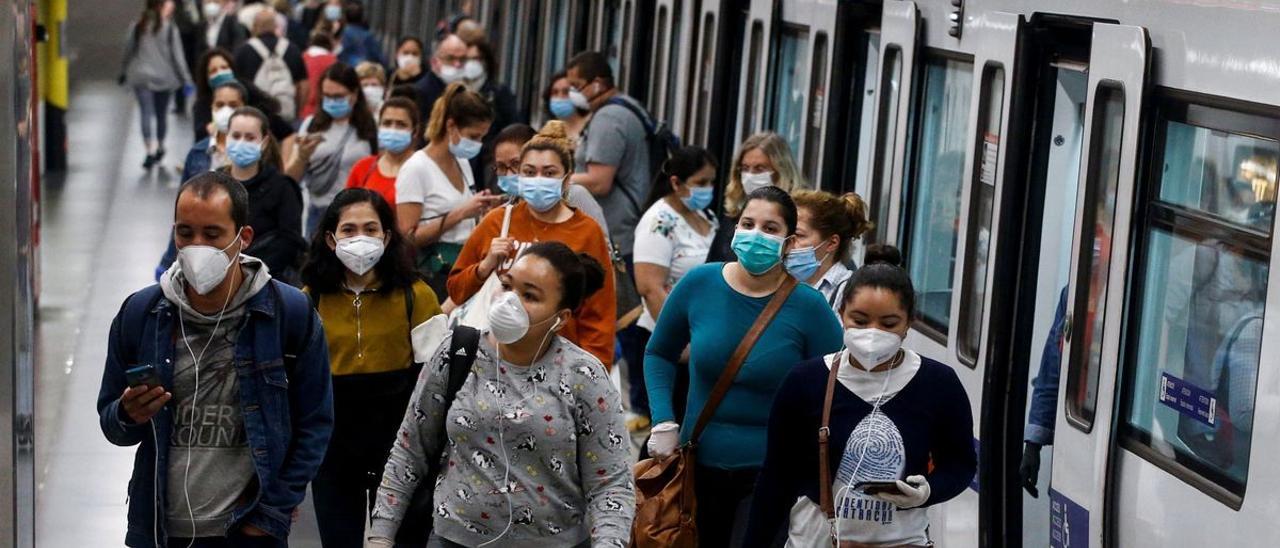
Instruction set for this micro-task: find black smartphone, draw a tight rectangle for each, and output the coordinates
[125,364,160,388]
[853,480,903,496]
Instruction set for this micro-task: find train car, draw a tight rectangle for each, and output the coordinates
[349,1,1280,545]
[2,1,40,546]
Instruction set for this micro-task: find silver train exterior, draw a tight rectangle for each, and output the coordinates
[2,0,40,547]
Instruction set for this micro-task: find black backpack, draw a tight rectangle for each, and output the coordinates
[604,96,681,216]
[394,325,480,546]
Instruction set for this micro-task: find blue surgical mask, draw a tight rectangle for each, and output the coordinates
[519,176,564,212]
[226,138,262,168]
[549,98,577,119]
[732,228,786,276]
[323,4,343,21]
[377,128,412,153]
[209,69,236,89]
[449,136,483,160]
[497,174,519,195]
[322,96,353,119]
[682,186,714,211]
[785,246,825,282]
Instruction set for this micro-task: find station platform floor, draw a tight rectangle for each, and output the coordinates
[32,68,325,548]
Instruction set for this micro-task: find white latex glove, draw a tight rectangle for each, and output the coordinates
[364,537,394,548]
[872,474,931,509]
[647,421,680,458]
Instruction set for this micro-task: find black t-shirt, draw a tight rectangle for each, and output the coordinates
[233,34,308,84]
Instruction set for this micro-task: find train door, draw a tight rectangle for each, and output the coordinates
[733,0,774,145]
[1045,22,1149,548]
[762,0,838,184]
[865,0,918,243]
[498,1,538,123]
[647,0,694,135]
[1106,59,1280,548]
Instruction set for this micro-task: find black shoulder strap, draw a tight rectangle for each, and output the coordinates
[605,96,655,136]
[273,280,315,376]
[121,285,166,363]
[443,326,480,401]
[404,283,416,326]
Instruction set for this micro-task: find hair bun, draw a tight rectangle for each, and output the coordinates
[576,252,606,298]
[534,120,572,146]
[863,243,903,268]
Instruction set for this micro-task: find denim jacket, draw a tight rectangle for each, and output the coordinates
[96,281,333,547]
[1025,288,1068,446]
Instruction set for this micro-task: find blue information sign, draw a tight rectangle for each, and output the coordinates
[1049,489,1088,548]
[1159,371,1217,427]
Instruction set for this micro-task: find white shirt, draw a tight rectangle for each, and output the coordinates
[632,198,717,330]
[205,14,225,48]
[395,150,478,244]
[816,261,854,314]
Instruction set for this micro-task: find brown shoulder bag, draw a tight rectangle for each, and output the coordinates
[630,276,799,548]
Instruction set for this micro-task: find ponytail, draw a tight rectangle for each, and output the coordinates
[426,82,493,144]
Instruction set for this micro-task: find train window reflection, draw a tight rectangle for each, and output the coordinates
[1066,84,1125,430]
[958,66,1005,366]
[904,56,973,338]
[802,33,829,182]
[742,22,764,143]
[651,6,669,116]
[769,26,811,171]
[693,12,716,144]
[664,0,684,123]
[868,47,902,242]
[1121,107,1278,500]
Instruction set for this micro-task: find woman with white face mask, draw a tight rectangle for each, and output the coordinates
[301,188,443,548]
[389,37,426,88]
[445,121,618,369]
[706,131,809,264]
[643,186,843,547]
[368,242,633,548]
[745,244,977,547]
[396,82,505,298]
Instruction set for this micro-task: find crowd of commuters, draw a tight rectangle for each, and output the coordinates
[106,2,976,547]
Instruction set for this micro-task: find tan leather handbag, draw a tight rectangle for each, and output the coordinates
[630,277,799,548]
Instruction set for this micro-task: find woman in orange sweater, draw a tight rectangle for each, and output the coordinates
[447,121,617,367]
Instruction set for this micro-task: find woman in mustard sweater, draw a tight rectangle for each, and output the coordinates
[301,187,442,547]
[446,121,616,368]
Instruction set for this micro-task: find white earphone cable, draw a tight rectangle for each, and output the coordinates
[832,349,899,544]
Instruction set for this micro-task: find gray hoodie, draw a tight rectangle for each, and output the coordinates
[159,255,272,538]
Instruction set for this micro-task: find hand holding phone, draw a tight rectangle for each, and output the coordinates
[121,365,170,425]
[854,480,904,496]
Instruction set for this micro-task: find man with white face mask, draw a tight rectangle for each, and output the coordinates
[97,172,333,548]
[412,34,469,128]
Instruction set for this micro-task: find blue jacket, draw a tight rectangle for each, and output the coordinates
[96,281,333,547]
[1025,288,1067,446]
[337,25,386,67]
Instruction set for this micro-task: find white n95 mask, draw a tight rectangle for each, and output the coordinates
[334,235,385,276]
[488,291,531,344]
[844,327,903,369]
[177,230,242,295]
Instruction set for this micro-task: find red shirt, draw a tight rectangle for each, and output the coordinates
[301,50,338,119]
[345,155,398,207]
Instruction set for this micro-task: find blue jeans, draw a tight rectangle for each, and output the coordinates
[133,86,173,145]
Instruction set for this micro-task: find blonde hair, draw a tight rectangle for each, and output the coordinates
[521,121,575,172]
[724,132,807,217]
[355,61,386,85]
[425,82,493,144]
[792,190,873,260]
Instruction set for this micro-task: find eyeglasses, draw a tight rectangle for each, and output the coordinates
[491,161,521,176]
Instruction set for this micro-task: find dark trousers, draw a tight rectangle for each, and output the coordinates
[312,379,413,548]
[132,86,173,145]
[168,533,286,548]
[694,465,759,548]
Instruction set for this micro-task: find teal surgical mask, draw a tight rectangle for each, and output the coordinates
[731,228,786,275]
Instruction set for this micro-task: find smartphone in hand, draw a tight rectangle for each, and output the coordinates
[853,480,903,496]
[125,364,160,389]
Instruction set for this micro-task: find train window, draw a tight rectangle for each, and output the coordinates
[851,33,880,196]
[958,66,1005,366]
[1119,98,1279,502]
[1065,84,1125,430]
[651,6,669,115]
[742,22,764,143]
[802,33,829,182]
[664,0,684,122]
[769,26,811,171]
[903,56,973,339]
[620,0,633,91]
[693,12,716,143]
[603,1,623,81]
[868,47,902,242]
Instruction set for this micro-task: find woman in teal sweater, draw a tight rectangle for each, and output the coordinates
[644,186,843,547]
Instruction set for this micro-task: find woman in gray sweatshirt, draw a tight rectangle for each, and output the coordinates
[368,242,635,548]
[121,0,191,169]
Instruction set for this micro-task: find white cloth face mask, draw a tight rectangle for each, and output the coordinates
[177,229,243,295]
[334,235,385,276]
[740,171,775,195]
[843,327,903,369]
